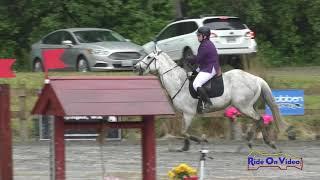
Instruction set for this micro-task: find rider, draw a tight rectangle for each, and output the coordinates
[191,26,221,113]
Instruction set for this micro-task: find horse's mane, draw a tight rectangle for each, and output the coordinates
[159,52,188,81]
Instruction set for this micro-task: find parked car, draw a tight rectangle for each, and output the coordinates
[143,16,257,68]
[31,28,146,72]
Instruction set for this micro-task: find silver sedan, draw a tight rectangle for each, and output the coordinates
[31,28,146,72]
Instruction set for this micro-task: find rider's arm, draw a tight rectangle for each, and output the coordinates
[194,45,207,64]
[186,55,196,64]
[187,44,207,66]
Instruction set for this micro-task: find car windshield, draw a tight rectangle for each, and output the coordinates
[73,30,126,43]
[203,18,246,30]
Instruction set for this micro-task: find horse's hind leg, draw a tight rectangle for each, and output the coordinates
[246,127,255,149]
[246,114,280,151]
[236,107,261,149]
[259,119,280,151]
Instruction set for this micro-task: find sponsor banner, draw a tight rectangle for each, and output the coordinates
[266,90,304,116]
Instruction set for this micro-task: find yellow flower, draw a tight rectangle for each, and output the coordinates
[189,168,197,175]
[168,170,175,178]
[168,163,198,179]
[175,166,183,174]
[179,163,189,172]
[186,166,192,173]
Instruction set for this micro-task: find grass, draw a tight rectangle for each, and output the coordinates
[0,71,136,88]
[268,75,320,90]
[305,96,320,109]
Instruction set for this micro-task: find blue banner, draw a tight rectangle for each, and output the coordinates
[265,90,304,116]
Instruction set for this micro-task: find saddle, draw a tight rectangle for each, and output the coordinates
[189,72,224,113]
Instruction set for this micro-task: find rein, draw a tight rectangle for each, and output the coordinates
[159,64,188,101]
[170,76,188,100]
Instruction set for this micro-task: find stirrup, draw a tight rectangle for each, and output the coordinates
[202,103,213,113]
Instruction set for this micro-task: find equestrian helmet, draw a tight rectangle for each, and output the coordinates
[197,26,211,38]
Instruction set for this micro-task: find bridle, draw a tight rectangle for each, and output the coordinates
[138,51,188,101]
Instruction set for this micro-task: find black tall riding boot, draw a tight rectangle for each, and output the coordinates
[197,87,213,113]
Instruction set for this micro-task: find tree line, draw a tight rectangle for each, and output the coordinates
[1,0,319,70]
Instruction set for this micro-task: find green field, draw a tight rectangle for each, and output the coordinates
[1,68,319,141]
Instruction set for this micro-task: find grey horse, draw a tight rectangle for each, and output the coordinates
[135,48,287,151]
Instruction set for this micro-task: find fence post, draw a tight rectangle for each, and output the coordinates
[231,121,243,141]
[0,84,13,180]
[18,83,28,141]
[241,54,249,70]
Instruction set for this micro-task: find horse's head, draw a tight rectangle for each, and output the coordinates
[134,46,162,75]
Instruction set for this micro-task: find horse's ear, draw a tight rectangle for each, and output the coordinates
[152,45,157,55]
[155,45,162,55]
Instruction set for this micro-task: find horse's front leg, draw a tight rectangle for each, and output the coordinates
[176,113,191,151]
[179,112,201,151]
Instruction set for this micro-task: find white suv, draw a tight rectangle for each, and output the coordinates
[143,16,257,66]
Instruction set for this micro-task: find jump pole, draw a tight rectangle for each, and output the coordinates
[0,58,15,180]
[0,84,13,180]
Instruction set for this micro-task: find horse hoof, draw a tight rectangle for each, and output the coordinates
[181,146,190,152]
[202,138,209,143]
[275,148,283,154]
[200,134,209,143]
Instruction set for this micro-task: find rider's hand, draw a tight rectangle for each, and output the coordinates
[185,55,196,64]
[192,70,198,76]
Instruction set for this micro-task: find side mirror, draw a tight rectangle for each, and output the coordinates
[62,40,73,47]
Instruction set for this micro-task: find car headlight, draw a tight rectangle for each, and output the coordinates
[87,49,109,55]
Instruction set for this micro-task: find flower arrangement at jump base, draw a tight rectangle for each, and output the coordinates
[168,163,198,180]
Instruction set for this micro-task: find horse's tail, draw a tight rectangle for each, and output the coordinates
[259,78,288,133]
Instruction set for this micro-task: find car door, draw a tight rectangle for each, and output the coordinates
[41,31,68,69]
[175,21,199,58]
[155,23,180,60]
[156,21,199,61]
[60,31,78,70]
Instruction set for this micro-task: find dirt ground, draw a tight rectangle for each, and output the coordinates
[13,140,320,180]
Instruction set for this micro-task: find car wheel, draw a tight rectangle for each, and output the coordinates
[77,57,90,72]
[33,59,44,72]
[182,48,195,72]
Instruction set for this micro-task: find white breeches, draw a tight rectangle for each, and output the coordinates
[193,67,216,90]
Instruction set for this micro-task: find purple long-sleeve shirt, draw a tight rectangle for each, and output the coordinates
[191,39,220,73]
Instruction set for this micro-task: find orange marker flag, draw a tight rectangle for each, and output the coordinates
[0,59,15,78]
